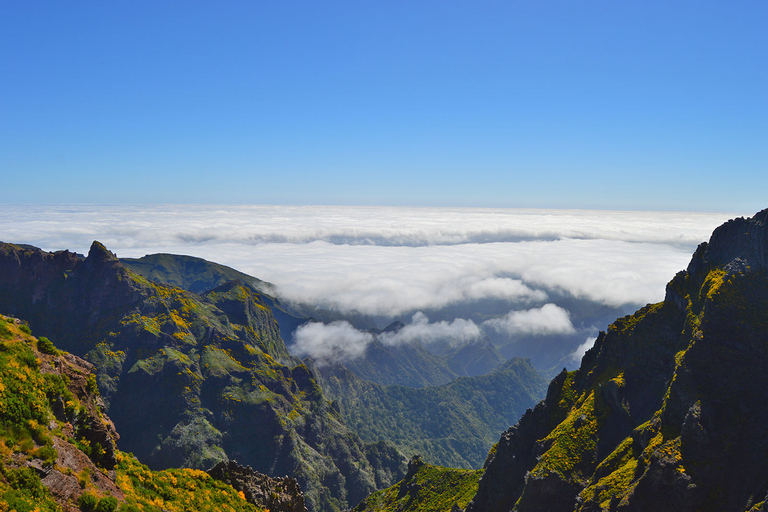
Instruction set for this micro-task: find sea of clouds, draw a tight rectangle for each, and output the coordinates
[0,204,740,365]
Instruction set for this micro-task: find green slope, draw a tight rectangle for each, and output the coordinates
[0,314,273,512]
[352,456,483,512]
[466,208,768,512]
[317,357,547,469]
[0,241,405,512]
[121,252,307,344]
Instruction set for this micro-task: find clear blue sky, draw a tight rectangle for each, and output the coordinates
[1,1,766,212]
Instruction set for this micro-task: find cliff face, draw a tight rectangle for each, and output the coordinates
[0,241,405,512]
[466,208,768,512]
[0,314,307,511]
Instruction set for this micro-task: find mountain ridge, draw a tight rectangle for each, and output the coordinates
[0,240,406,512]
[0,312,304,512]
[464,207,768,511]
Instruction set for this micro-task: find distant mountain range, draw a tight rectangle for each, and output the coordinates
[317,357,546,469]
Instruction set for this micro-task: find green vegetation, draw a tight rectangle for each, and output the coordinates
[0,242,405,512]
[114,453,263,512]
[0,319,63,463]
[352,457,483,512]
[320,358,546,469]
[0,465,61,512]
[0,314,268,512]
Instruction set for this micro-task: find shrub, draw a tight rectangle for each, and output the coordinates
[96,496,119,512]
[37,337,58,355]
[78,492,100,512]
[19,324,32,335]
[5,467,48,499]
[35,445,57,465]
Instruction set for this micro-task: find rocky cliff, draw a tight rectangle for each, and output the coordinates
[0,241,405,512]
[0,313,301,512]
[465,208,768,512]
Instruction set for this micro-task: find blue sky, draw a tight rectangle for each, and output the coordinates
[1,1,766,212]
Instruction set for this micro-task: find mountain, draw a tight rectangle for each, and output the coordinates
[465,208,768,511]
[352,455,483,512]
[0,312,305,512]
[0,241,405,512]
[336,336,505,388]
[123,254,506,387]
[121,252,307,346]
[316,357,547,469]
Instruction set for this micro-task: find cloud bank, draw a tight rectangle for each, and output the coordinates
[292,321,373,363]
[379,312,482,347]
[0,204,737,318]
[483,304,575,336]
[292,308,581,364]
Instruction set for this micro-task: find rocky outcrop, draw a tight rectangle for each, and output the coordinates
[0,241,405,512]
[208,460,307,512]
[43,351,120,470]
[466,208,768,511]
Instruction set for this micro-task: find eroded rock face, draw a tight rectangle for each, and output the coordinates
[0,241,405,512]
[42,351,120,470]
[41,437,124,506]
[207,460,308,512]
[466,208,768,512]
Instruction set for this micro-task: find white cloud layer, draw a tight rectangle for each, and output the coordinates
[0,205,738,316]
[292,321,373,363]
[483,304,576,336]
[379,312,482,346]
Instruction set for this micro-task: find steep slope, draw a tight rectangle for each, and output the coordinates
[317,358,547,469]
[465,208,768,512]
[341,337,506,388]
[0,313,303,512]
[352,456,483,512]
[123,254,503,387]
[0,242,405,512]
[339,338,462,387]
[121,252,307,345]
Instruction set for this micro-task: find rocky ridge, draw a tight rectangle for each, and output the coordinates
[0,241,406,512]
[208,460,308,512]
[464,208,768,511]
[0,313,299,511]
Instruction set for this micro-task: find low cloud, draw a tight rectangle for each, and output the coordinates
[292,321,373,364]
[379,312,482,347]
[483,304,576,336]
[292,312,484,363]
[0,205,737,317]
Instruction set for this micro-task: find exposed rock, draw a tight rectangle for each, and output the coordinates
[0,241,405,512]
[207,460,307,512]
[465,208,768,511]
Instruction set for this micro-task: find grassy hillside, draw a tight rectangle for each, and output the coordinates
[352,456,482,512]
[0,242,405,512]
[0,314,269,512]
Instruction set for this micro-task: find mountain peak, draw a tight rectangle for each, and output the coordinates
[86,240,118,264]
[688,208,768,274]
